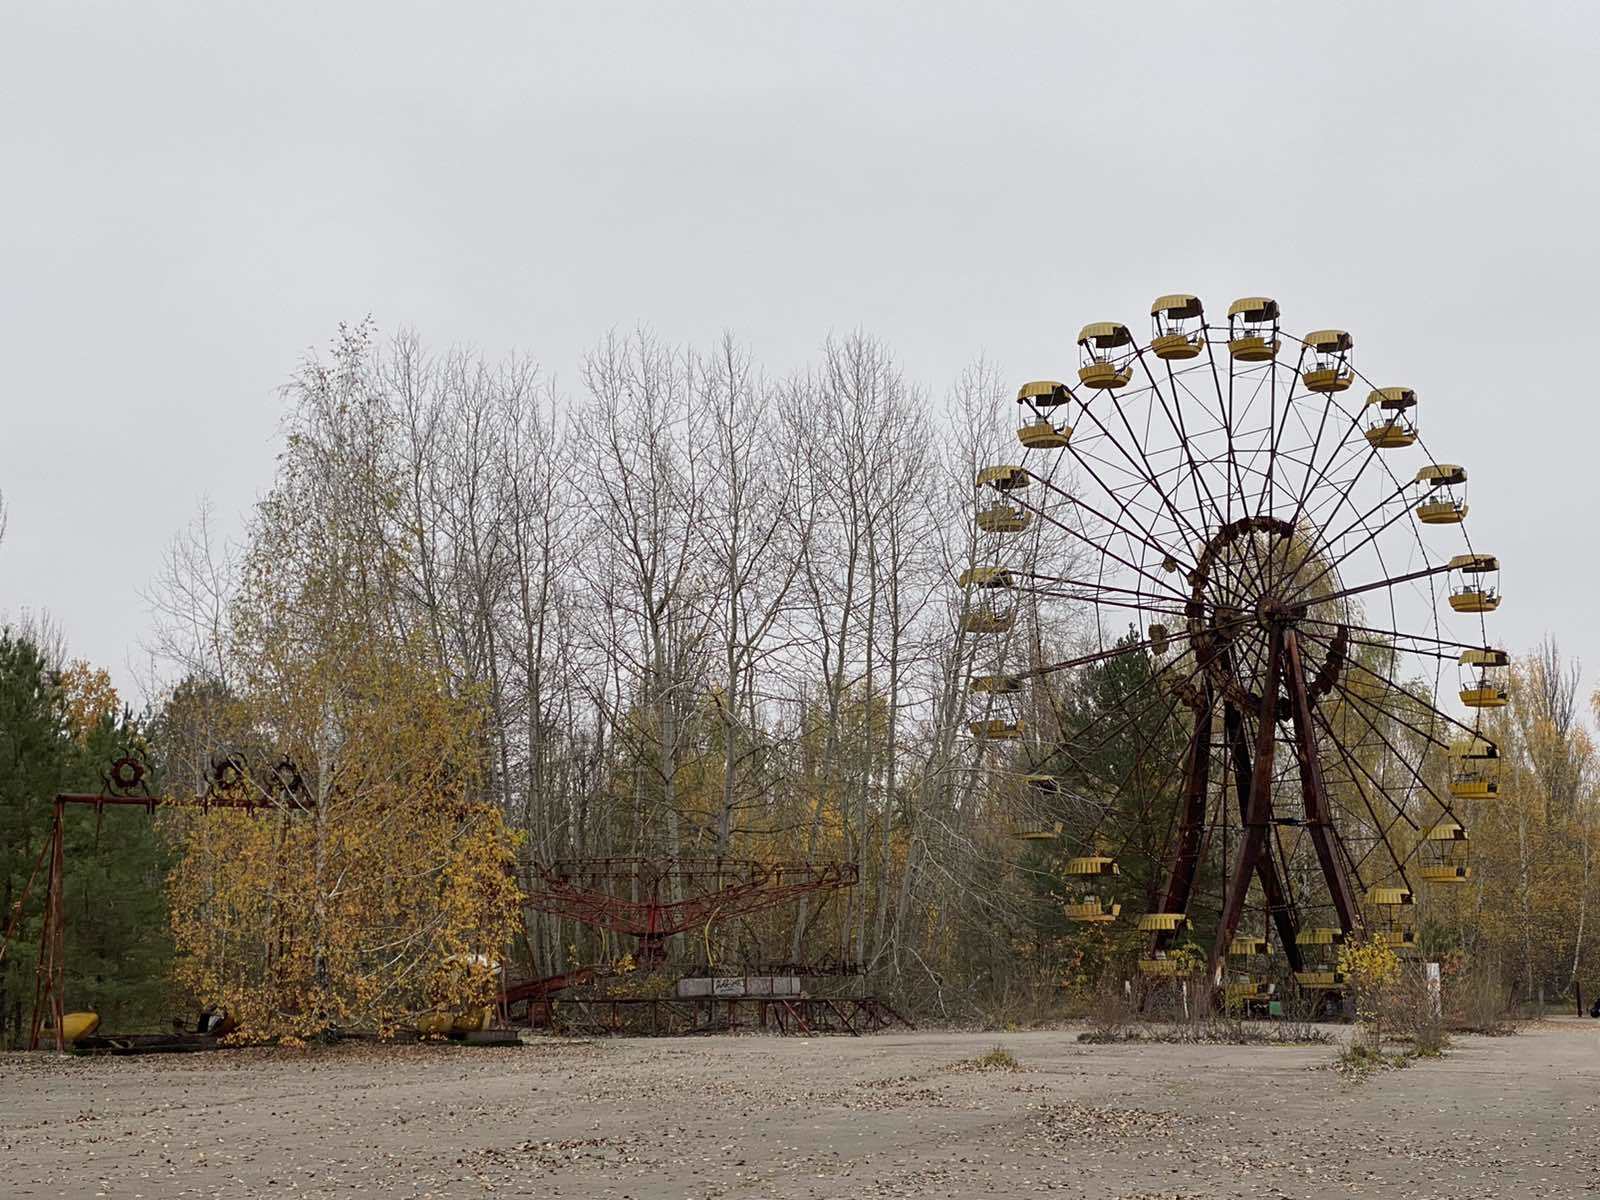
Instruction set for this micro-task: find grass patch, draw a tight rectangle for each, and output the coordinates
[951,1044,1023,1072]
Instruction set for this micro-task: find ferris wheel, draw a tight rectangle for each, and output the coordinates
[961,294,1504,1000]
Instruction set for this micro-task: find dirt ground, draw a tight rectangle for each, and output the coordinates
[2,1018,1597,1199]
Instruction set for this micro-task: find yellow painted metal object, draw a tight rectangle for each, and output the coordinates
[1366,420,1417,448]
[1420,864,1472,883]
[1137,957,1183,976]
[976,503,1031,533]
[1228,296,1279,320]
[1366,886,1414,907]
[1295,970,1346,988]
[1226,981,1274,1002]
[1229,935,1269,957]
[1459,647,1509,708]
[1364,387,1418,447]
[1013,819,1063,841]
[1151,332,1204,360]
[1024,772,1059,792]
[1063,896,1120,923]
[1227,296,1280,362]
[961,608,1015,635]
[1376,928,1417,948]
[1418,463,1467,487]
[959,566,1016,589]
[1296,927,1344,947]
[976,464,1028,491]
[968,718,1023,740]
[1305,329,1353,353]
[45,1012,101,1044]
[1063,855,1120,877]
[1077,322,1134,389]
[1451,586,1500,613]
[1150,294,1205,359]
[1017,380,1071,408]
[1078,321,1133,347]
[970,673,1023,694]
[1302,364,1353,392]
[1136,912,1188,933]
[1300,330,1354,392]
[1152,293,1203,319]
[1450,768,1498,800]
[1417,499,1467,524]
[1229,334,1279,363]
[1017,416,1072,449]
[1078,361,1133,390]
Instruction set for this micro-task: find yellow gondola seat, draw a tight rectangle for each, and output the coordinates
[976,503,1031,533]
[1013,819,1062,841]
[1017,415,1073,449]
[1137,912,1189,933]
[1420,864,1472,883]
[1024,773,1059,793]
[1365,387,1418,447]
[1296,927,1345,947]
[1376,928,1418,949]
[1418,499,1468,524]
[1415,463,1468,524]
[1227,296,1280,362]
[1150,293,1205,360]
[1229,935,1270,957]
[1459,647,1510,708]
[1366,886,1414,907]
[1301,329,1354,393]
[1448,552,1500,613]
[961,607,1015,635]
[1226,981,1274,1002]
[1137,957,1183,976]
[1077,322,1135,390]
[1063,896,1120,923]
[1064,855,1120,877]
[1295,970,1346,988]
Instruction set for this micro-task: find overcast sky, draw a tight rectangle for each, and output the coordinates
[2,1,1595,704]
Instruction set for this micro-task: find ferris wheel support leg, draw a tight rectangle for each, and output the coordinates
[1223,703,1305,974]
[1153,685,1214,954]
[1209,630,1285,991]
[1283,631,1362,938]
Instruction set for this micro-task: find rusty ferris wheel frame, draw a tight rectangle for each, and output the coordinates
[961,295,1504,998]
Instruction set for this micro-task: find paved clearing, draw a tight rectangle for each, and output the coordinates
[2,1019,1596,1198]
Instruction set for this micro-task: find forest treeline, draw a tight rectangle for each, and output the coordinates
[2,320,1597,1040]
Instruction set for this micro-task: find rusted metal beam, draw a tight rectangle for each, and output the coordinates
[1284,629,1362,936]
[1210,628,1283,984]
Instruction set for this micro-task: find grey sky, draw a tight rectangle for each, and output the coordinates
[2,1,1595,702]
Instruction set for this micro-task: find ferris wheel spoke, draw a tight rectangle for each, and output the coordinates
[1314,683,1454,824]
[1314,708,1442,887]
[1076,381,1217,567]
[1053,444,1198,577]
[1251,344,1308,519]
[1282,480,1423,604]
[1012,476,1192,603]
[1136,348,1234,547]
